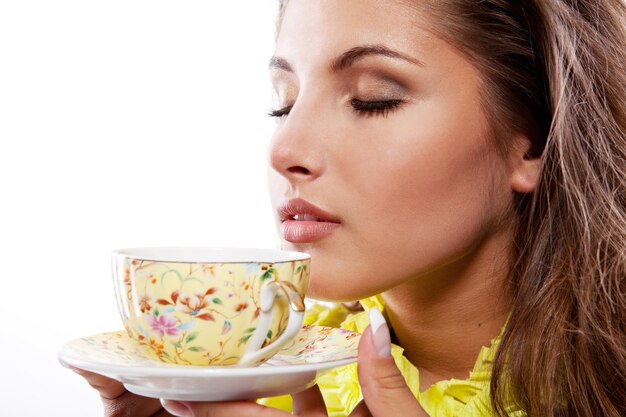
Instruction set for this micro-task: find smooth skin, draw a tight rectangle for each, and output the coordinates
[76,0,539,415]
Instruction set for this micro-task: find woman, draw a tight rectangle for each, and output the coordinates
[75,0,626,416]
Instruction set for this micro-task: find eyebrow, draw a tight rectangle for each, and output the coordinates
[269,44,423,73]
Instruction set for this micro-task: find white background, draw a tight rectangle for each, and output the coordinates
[0,2,280,415]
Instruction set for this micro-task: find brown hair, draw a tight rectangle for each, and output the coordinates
[276,1,626,416]
[411,1,626,416]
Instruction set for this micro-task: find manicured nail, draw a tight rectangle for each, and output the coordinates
[369,307,391,358]
[160,399,191,417]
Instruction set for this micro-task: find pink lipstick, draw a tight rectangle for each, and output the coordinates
[278,198,341,243]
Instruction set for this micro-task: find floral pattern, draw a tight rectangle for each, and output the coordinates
[148,314,179,337]
[113,256,310,366]
[59,325,360,368]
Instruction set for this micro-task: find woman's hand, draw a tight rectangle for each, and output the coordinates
[352,308,428,417]
[74,309,427,417]
[71,357,330,417]
[71,367,174,417]
[161,386,327,417]
[160,308,429,417]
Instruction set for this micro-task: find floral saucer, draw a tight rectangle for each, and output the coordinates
[58,325,360,401]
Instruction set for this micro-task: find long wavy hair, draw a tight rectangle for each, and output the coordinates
[276,1,626,416]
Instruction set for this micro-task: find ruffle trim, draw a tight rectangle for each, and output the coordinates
[260,295,525,416]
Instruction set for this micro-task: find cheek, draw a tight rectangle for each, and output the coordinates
[353,112,500,231]
[312,112,511,299]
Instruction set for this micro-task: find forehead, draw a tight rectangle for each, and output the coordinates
[276,0,433,72]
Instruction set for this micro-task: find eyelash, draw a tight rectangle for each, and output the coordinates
[268,106,293,118]
[268,99,403,119]
[350,99,403,118]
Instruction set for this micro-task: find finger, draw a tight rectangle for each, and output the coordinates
[103,393,168,417]
[151,410,175,417]
[291,384,327,415]
[162,386,328,417]
[161,399,290,417]
[71,367,168,416]
[70,367,125,399]
[357,308,428,417]
[348,401,372,417]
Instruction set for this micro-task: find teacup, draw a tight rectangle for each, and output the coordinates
[112,247,310,367]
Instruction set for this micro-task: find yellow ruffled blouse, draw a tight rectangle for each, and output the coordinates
[260,296,526,417]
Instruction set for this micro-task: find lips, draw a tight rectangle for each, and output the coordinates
[278,198,341,243]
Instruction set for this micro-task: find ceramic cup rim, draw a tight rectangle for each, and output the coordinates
[112,247,310,264]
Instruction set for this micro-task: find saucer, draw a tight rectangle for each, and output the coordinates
[58,325,360,401]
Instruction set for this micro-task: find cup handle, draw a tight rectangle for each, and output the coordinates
[238,280,305,367]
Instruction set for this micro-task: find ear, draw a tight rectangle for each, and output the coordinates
[509,134,541,194]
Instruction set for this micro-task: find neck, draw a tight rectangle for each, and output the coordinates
[381,227,513,392]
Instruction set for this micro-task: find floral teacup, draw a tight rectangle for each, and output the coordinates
[112,247,309,367]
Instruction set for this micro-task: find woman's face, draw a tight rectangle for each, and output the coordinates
[268,0,515,301]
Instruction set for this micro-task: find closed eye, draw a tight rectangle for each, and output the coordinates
[350,99,403,118]
[268,99,403,119]
[268,105,293,118]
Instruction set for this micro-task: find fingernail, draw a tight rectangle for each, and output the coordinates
[369,307,391,358]
[160,399,191,417]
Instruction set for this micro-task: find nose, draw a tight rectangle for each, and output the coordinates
[267,99,326,183]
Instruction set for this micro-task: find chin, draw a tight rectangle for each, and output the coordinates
[279,239,381,301]
[305,274,344,302]
[305,272,374,303]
